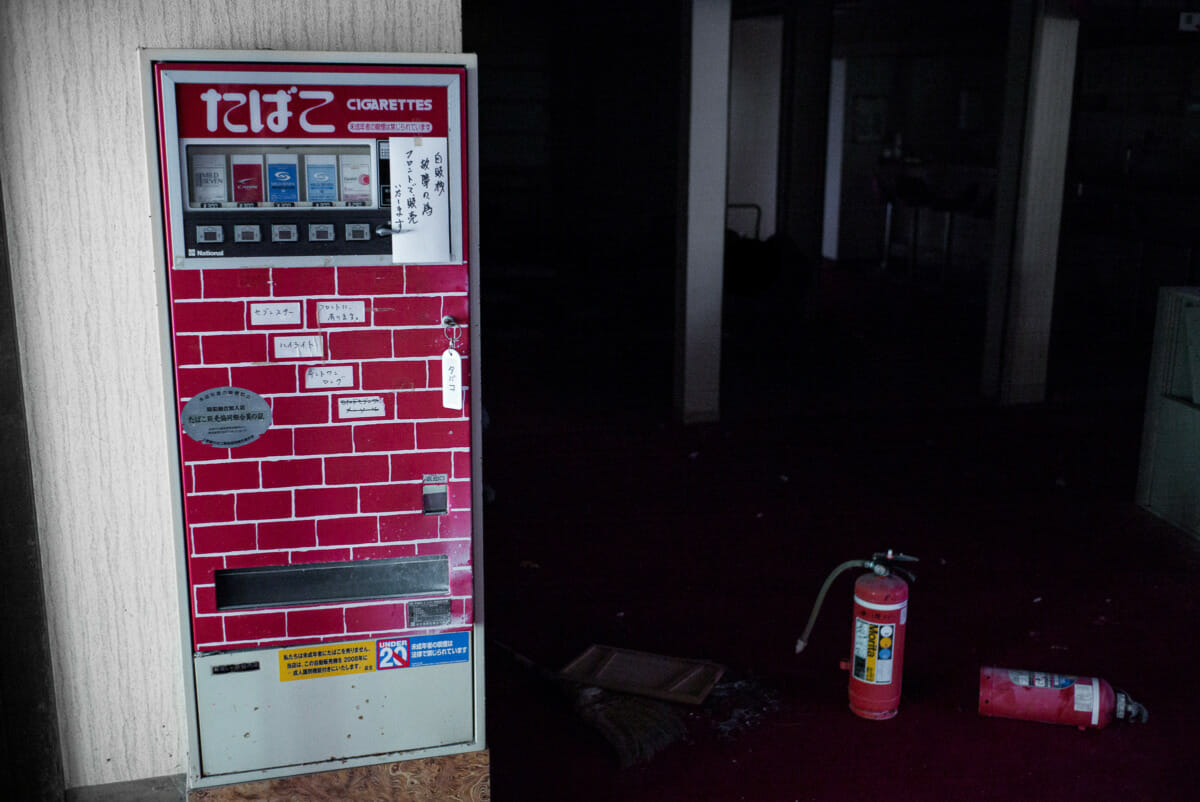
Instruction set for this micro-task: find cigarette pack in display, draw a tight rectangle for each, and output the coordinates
[231,154,264,203]
[266,153,299,203]
[190,153,227,204]
[304,155,339,202]
[339,153,372,204]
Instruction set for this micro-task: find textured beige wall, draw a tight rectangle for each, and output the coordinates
[0,0,461,788]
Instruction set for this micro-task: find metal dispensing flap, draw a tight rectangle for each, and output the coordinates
[213,555,450,610]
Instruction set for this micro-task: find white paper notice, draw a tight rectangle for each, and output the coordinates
[274,335,324,359]
[317,300,367,325]
[389,136,451,264]
[250,302,302,326]
[338,396,386,419]
[304,365,355,389]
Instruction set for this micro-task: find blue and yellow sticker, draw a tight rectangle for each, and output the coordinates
[377,632,470,671]
[278,633,471,681]
[278,640,376,682]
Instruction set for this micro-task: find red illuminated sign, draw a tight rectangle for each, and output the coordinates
[174,83,448,139]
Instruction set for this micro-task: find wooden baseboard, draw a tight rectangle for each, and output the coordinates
[189,750,489,802]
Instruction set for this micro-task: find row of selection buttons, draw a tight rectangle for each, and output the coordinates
[196,223,373,245]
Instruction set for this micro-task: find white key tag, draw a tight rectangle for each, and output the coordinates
[442,347,463,410]
[441,316,464,410]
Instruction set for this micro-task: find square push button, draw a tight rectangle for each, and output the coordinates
[307,223,334,242]
[234,225,261,243]
[345,223,371,241]
[271,224,298,243]
[196,225,223,244]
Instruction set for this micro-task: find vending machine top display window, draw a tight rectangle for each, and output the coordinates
[154,63,468,269]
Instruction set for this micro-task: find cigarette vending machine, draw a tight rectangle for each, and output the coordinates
[140,50,482,788]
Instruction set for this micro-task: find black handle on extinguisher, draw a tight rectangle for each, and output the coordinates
[871,551,918,584]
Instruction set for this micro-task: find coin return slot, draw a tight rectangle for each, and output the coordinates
[422,484,449,515]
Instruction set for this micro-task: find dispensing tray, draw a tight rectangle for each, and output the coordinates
[559,644,725,705]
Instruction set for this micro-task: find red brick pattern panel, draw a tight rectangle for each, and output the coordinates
[170,263,474,652]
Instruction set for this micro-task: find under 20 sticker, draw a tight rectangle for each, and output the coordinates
[376,632,470,671]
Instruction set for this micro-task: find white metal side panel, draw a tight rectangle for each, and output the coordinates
[1144,398,1200,536]
[1138,287,1200,540]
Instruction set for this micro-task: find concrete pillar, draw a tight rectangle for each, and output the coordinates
[0,0,462,789]
[821,58,847,261]
[675,0,730,424]
[982,0,1079,403]
[779,0,833,263]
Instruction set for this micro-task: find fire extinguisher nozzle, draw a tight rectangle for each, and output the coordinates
[794,638,807,654]
[1115,690,1149,724]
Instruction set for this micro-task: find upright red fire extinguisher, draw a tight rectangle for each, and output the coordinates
[795,551,917,720]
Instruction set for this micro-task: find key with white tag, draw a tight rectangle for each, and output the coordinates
[441,317,464,410]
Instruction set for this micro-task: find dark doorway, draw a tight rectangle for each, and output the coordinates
[1049,3,1200,401]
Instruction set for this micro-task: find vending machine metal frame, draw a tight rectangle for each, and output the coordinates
[139,48,483,789]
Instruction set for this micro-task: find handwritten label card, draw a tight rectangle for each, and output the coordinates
[317,300,367,325]
[337,396,386,419]
[273,334,324,360]
[304,365,355,389]
[250,302,302,326]
[389,136,451,264]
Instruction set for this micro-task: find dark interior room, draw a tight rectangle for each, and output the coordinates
[465,1,1200,799]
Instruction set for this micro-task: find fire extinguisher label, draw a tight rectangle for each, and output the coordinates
[853,618,896,684]
[1007,670,1075,690]
[1074,681,1095,713]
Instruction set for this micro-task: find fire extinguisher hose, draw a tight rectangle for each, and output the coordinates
[794,560,874,654]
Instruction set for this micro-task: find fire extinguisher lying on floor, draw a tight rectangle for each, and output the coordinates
[795,551,918,720]
[979,667,1149,729]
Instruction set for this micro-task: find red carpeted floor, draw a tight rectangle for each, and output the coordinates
[479,264,1199,801]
